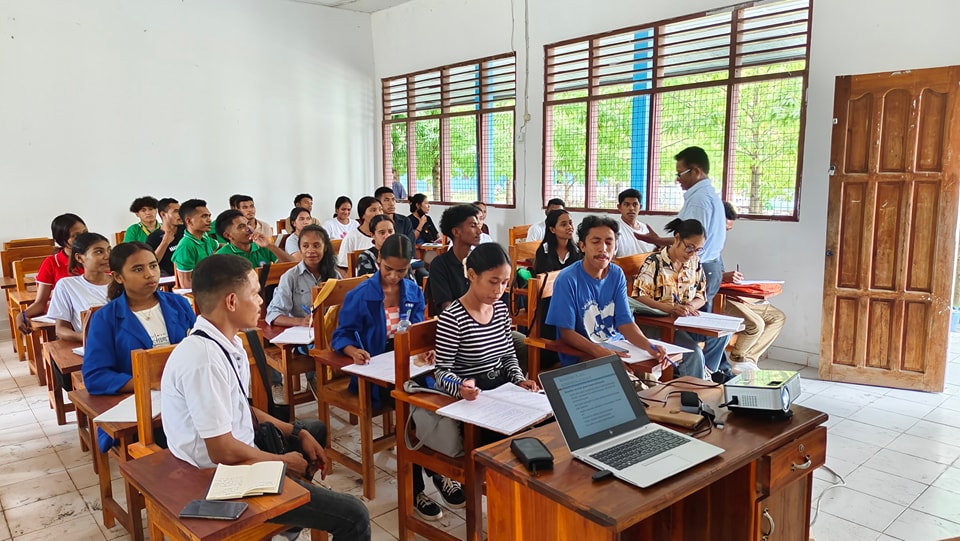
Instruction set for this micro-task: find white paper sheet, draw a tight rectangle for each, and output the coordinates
[268,326,314,345]
[159,276,176,285]
[173,288,192,295]
[72,347,84,356]
[93,390,161,423]
[31,315,56,325]
[734,280,784,285]
[437,383,552,435]
[674,313,744,333]
[340,350,434,384]
[600,339,693,363]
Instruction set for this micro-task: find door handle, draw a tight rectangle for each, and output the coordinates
[826,250,834,256]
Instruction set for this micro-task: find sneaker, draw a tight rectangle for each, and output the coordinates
[432,475,466,509]
[271,384,287,405]
[414,492,443,521]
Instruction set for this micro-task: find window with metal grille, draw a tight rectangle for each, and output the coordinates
[382,54,516,207]
[543,0,811,219]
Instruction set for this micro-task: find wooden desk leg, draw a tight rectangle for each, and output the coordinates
[309,529,329,541]
[43,350,69,425]
[463,425,481,541]
[527,345,541,381]
[29,332,45,386]
[396,401,413,541]
[357,381,376,500]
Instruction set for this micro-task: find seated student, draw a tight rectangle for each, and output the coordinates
[266,225,340,328]
[408,194,439,244]
[215,209,295,267]
[337,196,382,271]
[375,187,414,244]
[277,207,314,257]
[145,198,184,277]
[355,215,394,277]
[545,215,667,369]
[230,193,273,238]
[17,213,87,334]
[323,196,359,240]
[160,254,370,540]
[47,233,112,342]
[123,196,161,243]
[615,188,655,257]
[633,218,731,382]
[720,202,785,372]
[171,199,218,289]
[533,208,581,275]
[282,194,322,233]
[82,242,196,451]
[428,205,481,314]
[331,234,457,520]
[472,202,495,244]
[526,198,565,242]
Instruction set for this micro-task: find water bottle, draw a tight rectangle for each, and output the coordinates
[398,304,412,333]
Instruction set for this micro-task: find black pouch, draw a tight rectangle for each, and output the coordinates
[254,421,292,455]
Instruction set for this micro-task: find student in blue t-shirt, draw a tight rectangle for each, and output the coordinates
[545,215,668,369]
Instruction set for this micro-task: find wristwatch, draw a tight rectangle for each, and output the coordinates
[291,420,306,438]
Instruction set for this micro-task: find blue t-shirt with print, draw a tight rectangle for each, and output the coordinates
[545,261,633,366]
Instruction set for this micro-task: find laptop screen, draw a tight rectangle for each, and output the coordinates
[539,355,650,452]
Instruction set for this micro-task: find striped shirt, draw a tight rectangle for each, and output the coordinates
[434,300,524,397]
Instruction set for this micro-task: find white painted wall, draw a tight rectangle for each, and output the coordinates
[371,0,960,364]
[0,0,376,240]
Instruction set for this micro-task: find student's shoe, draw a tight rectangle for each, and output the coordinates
[414,492,443,521]
[711,368,736,384]
[271,384,287,405]
[730,361,758,375]
[432,475,466,508]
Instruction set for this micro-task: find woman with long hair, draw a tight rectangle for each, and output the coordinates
[47,233,113,342]
[337,196,382,270]
[322,196,358,240]
[18,213,87,334]
[533,209,581,275]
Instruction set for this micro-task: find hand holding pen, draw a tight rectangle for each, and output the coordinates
[299,304,315,328]
[443,375,480,400]
[348,331,371,364]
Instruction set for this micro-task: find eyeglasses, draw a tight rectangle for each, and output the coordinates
[682,241,704,255]
[676,168,692,179]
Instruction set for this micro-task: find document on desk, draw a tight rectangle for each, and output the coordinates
[72,347,85,356]
[268,326,314,345]
[158,276,176,285]
[94,390,161,423]
[674,313,744,333]
[173,288,192,296]
[340,350,434,384]
[601,339,692,363]
[437,383,553,435]
[735,280,784,285]
[31,315,56,325]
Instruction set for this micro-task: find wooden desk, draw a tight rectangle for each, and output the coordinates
[258,321,315,407]
[414,242,445,261]
[633,313,740,344]
[7,288,37,362]
[42,339,83,424]
[713,283,783,312]
[1,276,35,289]
[119,450,311,541]
[475,385,827,540]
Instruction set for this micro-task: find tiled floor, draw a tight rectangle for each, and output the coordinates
[1,335,959,541]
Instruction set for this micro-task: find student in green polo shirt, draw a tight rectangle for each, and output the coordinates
[214,209,295,268]
[123,196,162,243]
[171,199,218,289]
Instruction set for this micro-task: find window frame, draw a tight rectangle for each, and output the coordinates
[381,53,517,208]
[541,0,812,220]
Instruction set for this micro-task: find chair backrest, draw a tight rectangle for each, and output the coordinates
[526,270,561,342]
[0,245,56,277]
[509,240,540,275]
[311,276,368,350]
[330,238,342,256]
[614,252,654,296]
[422,276,434,319]
[114,231,126,245]
[80,305,103,345]
[348,249,365,277]
[130,344,177,446]
[508,224,532,246]
[394,319,438,385]
[275,218,287,236]
[260,260,297,288]
[3,237,55,250]
[13,256,46,291]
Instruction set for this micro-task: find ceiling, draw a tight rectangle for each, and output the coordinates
[287,0,418,13]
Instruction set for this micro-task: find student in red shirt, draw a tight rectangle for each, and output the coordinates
[18,213,87,334]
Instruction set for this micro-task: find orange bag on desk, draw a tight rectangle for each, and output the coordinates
[720,283,782,296]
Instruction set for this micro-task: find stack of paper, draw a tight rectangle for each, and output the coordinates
[93,390,162,423]
[674,313,744,333]
[341,350,434,384]
[268,326,314,345]
[437,383,552,435]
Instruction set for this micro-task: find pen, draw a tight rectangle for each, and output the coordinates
[650,344,678,369]
[441,375,477,390]
[300,304,313,316]
[736,264,740,273]
[353,331,365,352]
[672,293,682,305]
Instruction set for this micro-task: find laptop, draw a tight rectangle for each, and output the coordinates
[538,355,723,488]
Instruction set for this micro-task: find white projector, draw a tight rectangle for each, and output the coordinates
[723,370,801,415]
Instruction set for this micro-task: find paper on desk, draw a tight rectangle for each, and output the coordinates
[674,313,744,333]
[94,390,161,423]
[268,326,314,345]
[340,350,434,384]
[436,383,553,435]
[31,315,56,325]
[735,280,784,285]
[420,243,443,248]
[601,339,692,363]
[158,276,176,285]
[173,288,192,295]
[72,347,84,356]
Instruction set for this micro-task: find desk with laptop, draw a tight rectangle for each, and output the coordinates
[474,356,827,540]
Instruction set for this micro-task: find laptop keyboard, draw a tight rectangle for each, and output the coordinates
[590,429,689,470]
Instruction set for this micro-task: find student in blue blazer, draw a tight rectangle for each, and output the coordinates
[83,241,196,451]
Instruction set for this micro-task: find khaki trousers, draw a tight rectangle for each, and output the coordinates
[723,299,786,364]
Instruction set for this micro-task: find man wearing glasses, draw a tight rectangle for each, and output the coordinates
[637,146,727,310]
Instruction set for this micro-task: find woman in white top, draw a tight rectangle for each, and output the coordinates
[337,196,382,270]
[47,232,112,342]
[278,206,314,257]
[322,196,359,240]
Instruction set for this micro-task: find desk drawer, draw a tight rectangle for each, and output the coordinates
[759,426,826,494]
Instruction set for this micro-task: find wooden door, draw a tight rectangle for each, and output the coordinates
[820,66,960,392]
[820,66,960,391]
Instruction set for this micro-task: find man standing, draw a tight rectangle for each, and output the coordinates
[614,188,655,257]
[146,198,184,277]
[391,168,407,201]
[721,202,786,372]
[526,198,565,242]
[161,254,370,540]
[171,199,218,289]
[638,147,726,309]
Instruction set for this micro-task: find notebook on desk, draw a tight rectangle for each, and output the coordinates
[538,355,723,488]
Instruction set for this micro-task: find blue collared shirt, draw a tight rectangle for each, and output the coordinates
[264,261,333,324]
[678,179,727,262]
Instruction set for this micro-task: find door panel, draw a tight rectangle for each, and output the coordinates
[820,65,960,392]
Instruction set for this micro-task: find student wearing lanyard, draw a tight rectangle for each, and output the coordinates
[123,196,161,243]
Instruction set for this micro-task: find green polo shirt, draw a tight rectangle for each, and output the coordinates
[171,231,220,272]
[123,222,161,243]
[216,242,278,268]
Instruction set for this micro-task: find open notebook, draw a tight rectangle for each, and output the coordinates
[436,383,552,435]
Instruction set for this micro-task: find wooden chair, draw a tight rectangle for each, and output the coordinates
[308,276,396,500]
[330,238,342,256]
[114,231,126,245]
[507,240,540,329]
[2,244,55,357]
[11,256,47,376]
[276,218,287,236]
[508,223,532,245]
[347,249,365,277]
[392,319,483,541]
[258,260,298,319]
[3,237,54,250]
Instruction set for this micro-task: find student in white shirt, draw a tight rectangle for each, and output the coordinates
[277,206,314,257]
[526,198,565,242]
[615,188,655,257]
[47,232,112,342]
[322,196,359,240]
[337,196,382,270]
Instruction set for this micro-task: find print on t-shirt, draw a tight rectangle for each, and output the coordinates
[583,299,618,343]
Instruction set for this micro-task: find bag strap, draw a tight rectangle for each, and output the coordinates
[242,329,280,413]
[312,277,338,311]
[192,329,258,433]
[258,262,272,293]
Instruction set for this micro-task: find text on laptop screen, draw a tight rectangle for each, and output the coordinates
[554,362,635,439]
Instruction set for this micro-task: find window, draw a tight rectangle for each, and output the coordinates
[543,0,811,219]
[382,54,516,206]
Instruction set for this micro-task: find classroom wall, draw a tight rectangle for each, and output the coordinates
[371,0,960,365]
[0,0,376,240]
